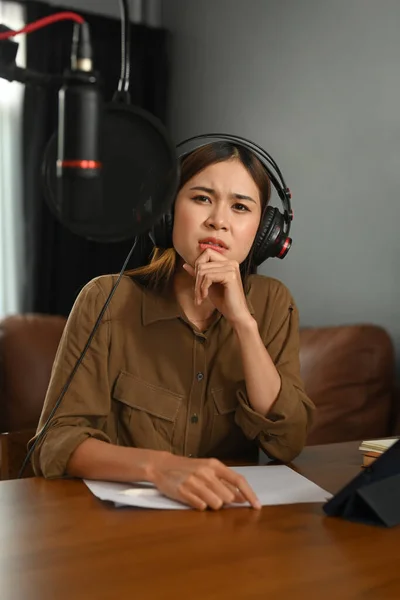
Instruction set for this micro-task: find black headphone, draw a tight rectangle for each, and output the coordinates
[149,133,293,266]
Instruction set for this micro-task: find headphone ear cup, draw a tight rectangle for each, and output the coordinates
[149,210,174,248]
[252,207,285,265]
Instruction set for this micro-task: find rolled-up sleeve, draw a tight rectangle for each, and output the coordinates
[30,278,113,478]
[234,289,315,463]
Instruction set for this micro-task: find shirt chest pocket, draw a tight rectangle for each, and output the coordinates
[208,388,240,451]
[112,371,183,452]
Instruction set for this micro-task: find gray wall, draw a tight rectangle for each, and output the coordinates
[162,0,400,369]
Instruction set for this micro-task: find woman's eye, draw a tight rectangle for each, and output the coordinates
[233,203,250,212]
[192,195,211,203]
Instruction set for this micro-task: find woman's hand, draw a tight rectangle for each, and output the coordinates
[182,247,253,327]
[150,453,261,511]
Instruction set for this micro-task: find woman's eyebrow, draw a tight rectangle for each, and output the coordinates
[190,186,256,204]
[232,193,257,204]
[190,186,215,194]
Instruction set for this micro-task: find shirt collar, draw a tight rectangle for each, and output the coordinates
[142,284,183,326]
[141,281,255,326]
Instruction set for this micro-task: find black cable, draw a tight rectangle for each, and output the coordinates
[117,0,131,94]
[18,237,139,479]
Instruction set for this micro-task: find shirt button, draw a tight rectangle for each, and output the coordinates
[191,413,199,424]
[196,372,204,381]
[196,335,205,344]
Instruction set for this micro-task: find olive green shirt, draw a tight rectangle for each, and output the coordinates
[32,274,315,478]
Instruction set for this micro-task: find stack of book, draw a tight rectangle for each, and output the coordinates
[359,438,399,467]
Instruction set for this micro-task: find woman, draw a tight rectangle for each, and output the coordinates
[31,141,315,511]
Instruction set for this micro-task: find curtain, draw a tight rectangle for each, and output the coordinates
[0,1,25,320]
[22,1,169,316]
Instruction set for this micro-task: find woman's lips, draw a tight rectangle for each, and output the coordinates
[198,242,227,254]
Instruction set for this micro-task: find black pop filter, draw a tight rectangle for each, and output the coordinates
[41,102,180,242]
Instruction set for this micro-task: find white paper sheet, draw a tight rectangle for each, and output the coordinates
[84,465,332,510]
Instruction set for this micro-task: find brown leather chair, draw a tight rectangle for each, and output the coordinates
[301,324,400,444]
[0,314,399,479]
[0,314,67,478]
[0,314,67,432]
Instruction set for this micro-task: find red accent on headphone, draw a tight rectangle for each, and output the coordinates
[278,238,290,257]
[57,160,102,169]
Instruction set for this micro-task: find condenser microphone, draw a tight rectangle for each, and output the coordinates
[41,10,179,242]
[43,101,180,242]
[56,22,104,225]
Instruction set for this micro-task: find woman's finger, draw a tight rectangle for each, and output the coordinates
[214,463,261,509]
[195,246,228,267]
[200,267,238,300]
[186,478,227,511]
[201,274,213,300]
[179,489,208,511]
[196,268,226,303]
[230,475,261,510]
[197,262,237,272]
[222,481,248,504]
[182,263,195,277]
[197,471,237,505]
[195,268,203,305]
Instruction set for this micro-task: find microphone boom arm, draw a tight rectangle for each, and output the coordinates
[0,62,64,87]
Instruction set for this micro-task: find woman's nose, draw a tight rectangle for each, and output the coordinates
[205,204,229,230]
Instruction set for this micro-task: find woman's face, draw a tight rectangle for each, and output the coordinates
[172,159,262,267]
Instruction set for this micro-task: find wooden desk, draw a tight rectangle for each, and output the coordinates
[0,442,399,600]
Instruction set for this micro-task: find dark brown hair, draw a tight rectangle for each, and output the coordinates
[127,141,271,290]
